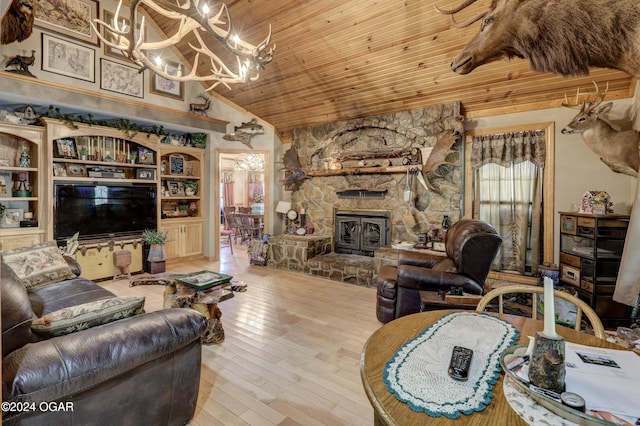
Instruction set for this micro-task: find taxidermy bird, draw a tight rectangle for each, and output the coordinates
[5,50,36,76]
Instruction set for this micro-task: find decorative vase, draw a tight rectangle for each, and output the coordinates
[185,188,195,196]
[147,244,166,261]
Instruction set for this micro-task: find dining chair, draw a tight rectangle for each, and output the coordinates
[476,284,606,339]
[223,208,242,243]
[237,213,263,242]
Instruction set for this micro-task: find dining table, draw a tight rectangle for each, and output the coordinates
[360,310,624,425]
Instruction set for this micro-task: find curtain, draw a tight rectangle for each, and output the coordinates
[248,172,264,203]
[222,170,235,208]
[472,130,545,275]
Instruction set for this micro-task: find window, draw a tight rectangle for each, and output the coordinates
[465,123,555,280]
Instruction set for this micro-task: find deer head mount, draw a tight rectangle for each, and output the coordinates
[437,0,640,78]
[91,0,275,90]
[561,82,640,177]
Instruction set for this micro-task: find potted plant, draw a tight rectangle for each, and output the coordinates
[142,229,168,273]
[183,180,198,196]
[190,133,207,149]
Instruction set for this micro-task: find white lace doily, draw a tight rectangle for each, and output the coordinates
[383,312,519,418]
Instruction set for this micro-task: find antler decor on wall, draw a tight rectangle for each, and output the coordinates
[91,0,275,90]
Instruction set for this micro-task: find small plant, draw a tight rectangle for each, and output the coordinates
[183,180,198,194]
[191,132,207,148]
[142,229,168,245]
[0,203,5,218]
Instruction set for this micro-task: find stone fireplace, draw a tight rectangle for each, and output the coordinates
[334,209,390,256]
[290,102,464,245]
[268,102,464,287]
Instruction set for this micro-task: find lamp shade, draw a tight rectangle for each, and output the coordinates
[275,201,292,214]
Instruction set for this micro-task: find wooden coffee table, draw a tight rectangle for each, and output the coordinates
[130,272,234,344]
[164,280,234,344]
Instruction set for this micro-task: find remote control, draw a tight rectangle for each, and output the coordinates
[448,346,473,381]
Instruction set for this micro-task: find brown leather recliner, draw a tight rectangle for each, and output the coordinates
[2,255,207,426]
[377,219,502,323]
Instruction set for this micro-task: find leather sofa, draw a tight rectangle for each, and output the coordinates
[377,219,502,323]
[2,249,207,426]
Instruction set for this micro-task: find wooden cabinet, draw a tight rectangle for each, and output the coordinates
[0,123,45,249]
[559,212,630,326]
[159,145,203,220]
[159,144,205,259]
[162,220,203,259]
[43,119,162,242]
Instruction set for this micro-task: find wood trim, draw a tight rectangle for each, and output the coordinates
[487,271,537,285]
[0,71,229,130]
[464,121,555,266]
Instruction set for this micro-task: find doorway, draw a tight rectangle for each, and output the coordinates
[214,149,270,260]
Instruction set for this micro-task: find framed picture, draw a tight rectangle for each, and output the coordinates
[169,154,185,175]
[100,59,144,98]
[54,138,78,159]
[35,0,100,45]
[66,163,87,177]
[150,61,184,100]
[41,33,95,82]
[2,209,24,228]
[137,147,154,164]
[103,10,143,61]
[53,163,68,177]
[0,172,11,195]
[136,168,156,180]
[166,181,184,197]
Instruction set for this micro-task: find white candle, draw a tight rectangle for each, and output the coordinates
[543,276,558,337]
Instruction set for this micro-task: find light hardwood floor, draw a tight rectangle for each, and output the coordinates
[104,243,381,425]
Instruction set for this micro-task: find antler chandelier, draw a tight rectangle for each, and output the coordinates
[235,153,264,171]
[92,0,275,90]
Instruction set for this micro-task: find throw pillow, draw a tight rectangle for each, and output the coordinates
[31,296,145,337]
[2,241,76,289]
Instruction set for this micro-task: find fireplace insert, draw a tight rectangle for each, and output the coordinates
[334,209,390,256]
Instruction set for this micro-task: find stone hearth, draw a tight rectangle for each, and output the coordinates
[307,253,375,287]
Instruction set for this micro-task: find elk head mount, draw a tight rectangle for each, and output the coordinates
[561,82,640,177]
[437,0,640,78]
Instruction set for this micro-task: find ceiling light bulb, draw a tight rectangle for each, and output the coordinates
[154,56,162,66]
[202,4,209,15]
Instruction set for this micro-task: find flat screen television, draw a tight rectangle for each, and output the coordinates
[54,183,157,241]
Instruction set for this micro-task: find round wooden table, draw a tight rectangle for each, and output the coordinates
[360,310,623,425]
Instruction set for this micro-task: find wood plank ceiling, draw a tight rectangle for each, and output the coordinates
[146,0,635,142]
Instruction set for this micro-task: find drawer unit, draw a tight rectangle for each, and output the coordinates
[559,252,580,268]
[580,280,594,293]
[559,212,631,326]
[560,264,580,287]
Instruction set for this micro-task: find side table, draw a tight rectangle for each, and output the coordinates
[164,281,234,344]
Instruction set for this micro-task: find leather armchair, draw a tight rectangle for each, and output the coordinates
[2,257,207,426]
[377,219,502,322]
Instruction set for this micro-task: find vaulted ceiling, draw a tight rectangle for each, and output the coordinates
[147,0,636,142]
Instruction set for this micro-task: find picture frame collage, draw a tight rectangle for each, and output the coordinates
[33,0,184,100]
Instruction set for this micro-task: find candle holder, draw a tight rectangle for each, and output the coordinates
[528,331,566,394]
[529,276,566,394]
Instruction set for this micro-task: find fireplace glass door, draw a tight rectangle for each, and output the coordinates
[334,213,389,256]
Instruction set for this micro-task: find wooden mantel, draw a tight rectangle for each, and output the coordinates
[306,164,421,177]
